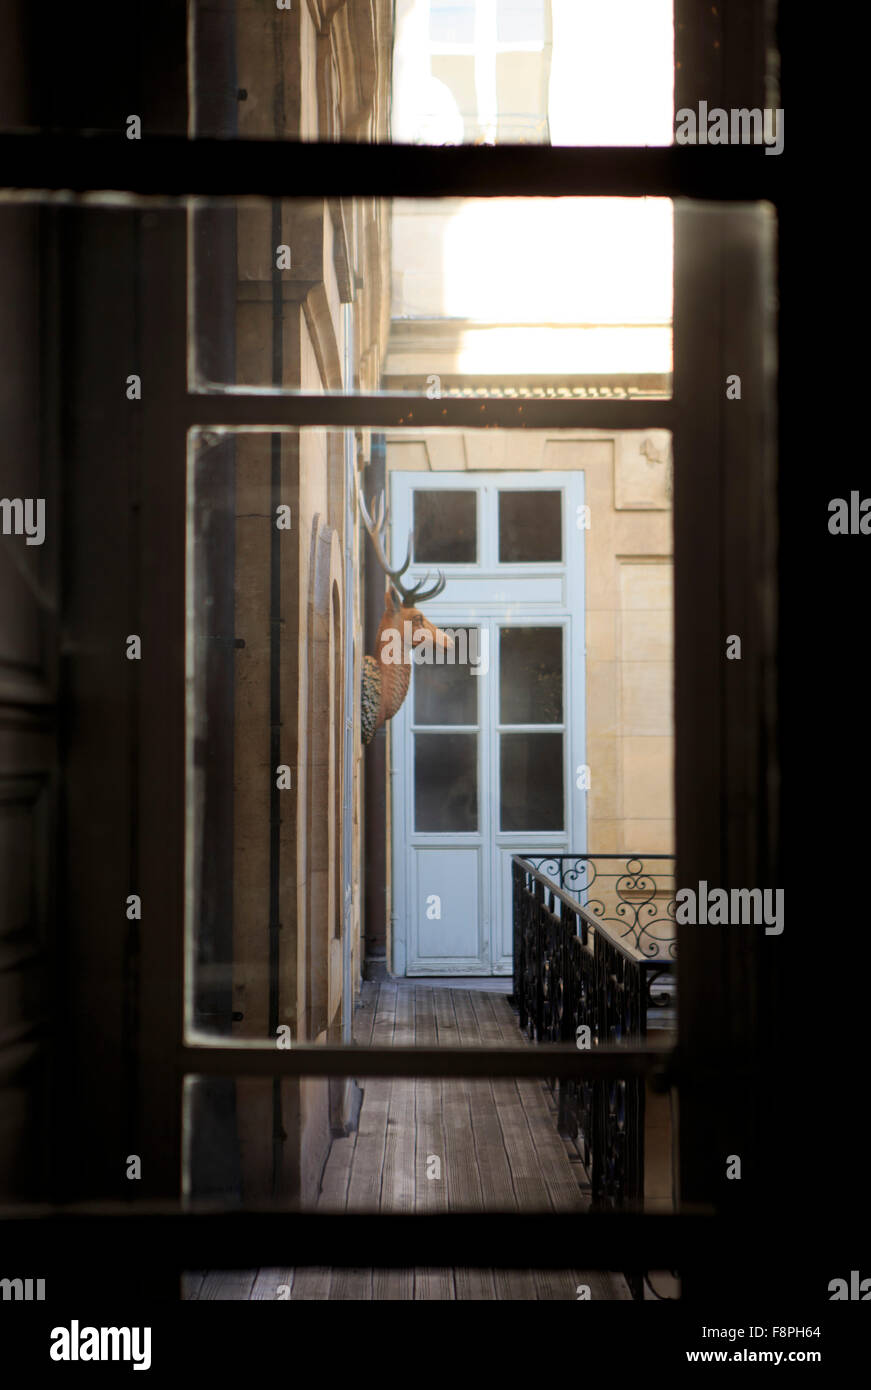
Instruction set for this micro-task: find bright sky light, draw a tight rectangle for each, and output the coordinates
[393,0,674,147]
[390,3,675,373]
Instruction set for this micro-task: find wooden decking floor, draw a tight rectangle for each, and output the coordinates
[185,979,632,1301]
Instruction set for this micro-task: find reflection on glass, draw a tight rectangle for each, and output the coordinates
[499,489,562,562]
[190,196,674,396]
[394,0,674,147]
[185,1075,345,1209]
[500,627,563,724]
[414,628,479,725]
[183,1072,609,1230]
[414,489,477,563]
[498,0,547,44]
[415,733,478,831]
[187,0,676,148]
[500,732,564,830]
[431,2,475,45]
[187,430,347,1048]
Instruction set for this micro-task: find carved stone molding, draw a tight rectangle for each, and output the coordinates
[615,431,674,510]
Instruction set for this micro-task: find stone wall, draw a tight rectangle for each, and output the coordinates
[217,0,392,1207]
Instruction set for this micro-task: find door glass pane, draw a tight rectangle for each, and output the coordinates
[415,733,478,832]
[500,733,564,831]
[414,627,479,726]
[413,489,477,564]
[500,627,563,724]
[499,489,562,562]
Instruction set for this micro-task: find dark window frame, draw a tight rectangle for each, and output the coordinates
[0,0,781,1295]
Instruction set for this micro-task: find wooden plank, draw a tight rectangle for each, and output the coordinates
[468,988,504,1046]
[286,982,639,1301]
[250,1269,294,1300]
[198,1270,257,1301]
[287,1266,331,1300]
[486,993,633,1299]
[413,987,454,1299]
[392,981,415,1046]
[517,1080,589,1211]
[466,991,540,1298]
[181,1272,205,1300]
[451,987,484,1047]
[492,1267,539,1300]
[348,1091,391,1207]
[375,983,415,1299]
[353,979,380,1046]
[434,991,473,1209]
[318,1132,356,1211]
[435,990,494,1300]
[329,1265,374,1300]
[329,982,395,1298]
[451,989,497,1298]
[532,1268,580,1301]
[461,1073,530,1298]
[432,983,460,1046]
[372,979,398,1044]
[458,1079,516,1208]
[487,992,524,1044]
[571,1269,634,1302]
[452,993,497,1297]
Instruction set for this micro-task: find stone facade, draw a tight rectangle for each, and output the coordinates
[207,0,392,1206]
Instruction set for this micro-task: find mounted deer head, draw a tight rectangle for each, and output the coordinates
[359,488,453,745]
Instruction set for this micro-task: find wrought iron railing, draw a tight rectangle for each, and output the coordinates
[511,854,677,1300]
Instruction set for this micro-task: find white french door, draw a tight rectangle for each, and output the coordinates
[390,470,586,975]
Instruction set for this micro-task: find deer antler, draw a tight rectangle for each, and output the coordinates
[358,488,446,604]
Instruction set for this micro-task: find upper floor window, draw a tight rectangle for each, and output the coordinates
[431,1,546,50]
[395,0,673,147]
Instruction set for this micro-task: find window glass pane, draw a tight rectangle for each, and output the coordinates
[414,489,477,563]
[415,732,478,831]
[185,0,693,148]
[188,195,673,397]
[20,4,783,153]
[499,489,562,562]
[494,51,550,142]
[414,628,479,725]
[500,732,564,830]
[180,423,687,1042]
[500,627,563,724]
[184,1071,623,1221]
[395,0,675,147]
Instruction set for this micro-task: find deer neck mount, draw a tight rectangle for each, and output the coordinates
[359,490,452,746]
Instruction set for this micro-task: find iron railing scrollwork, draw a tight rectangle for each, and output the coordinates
[511,854,676,1301]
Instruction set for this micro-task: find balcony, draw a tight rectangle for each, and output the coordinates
[511,853,677,1298]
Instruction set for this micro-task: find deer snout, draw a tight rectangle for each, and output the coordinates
[422,617,454,652]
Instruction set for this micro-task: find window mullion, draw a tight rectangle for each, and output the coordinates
[184,393,676,431]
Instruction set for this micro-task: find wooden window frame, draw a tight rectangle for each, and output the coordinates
[0,0,781,1294]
